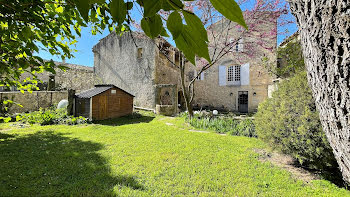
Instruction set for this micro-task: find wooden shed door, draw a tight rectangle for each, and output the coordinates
[99,95,108,120]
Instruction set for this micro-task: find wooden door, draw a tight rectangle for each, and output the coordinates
[99,95,108,120]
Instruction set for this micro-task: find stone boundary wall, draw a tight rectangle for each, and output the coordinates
[0,91,68,114]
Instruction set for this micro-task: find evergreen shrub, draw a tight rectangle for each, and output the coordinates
[255,71,337,169]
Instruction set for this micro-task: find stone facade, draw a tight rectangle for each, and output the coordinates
[93,32,181,112]
[94,13,277,113]
[187,16,277,113]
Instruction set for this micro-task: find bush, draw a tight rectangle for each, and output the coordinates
[255,71,337,170]
[17,108,88,125]
[185,113,256,137]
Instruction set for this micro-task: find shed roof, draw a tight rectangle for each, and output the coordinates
[75,84,135,99]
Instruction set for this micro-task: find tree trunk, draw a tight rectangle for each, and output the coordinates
[287,0,350,182]
[180,63,194,118]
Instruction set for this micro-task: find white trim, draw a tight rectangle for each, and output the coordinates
[241,63,250,85]
[89,97,93,120]
[219,65,227,86]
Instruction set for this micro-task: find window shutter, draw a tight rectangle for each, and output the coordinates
[201,72,204,80]
[240,63,250,85]
[219,65,227,86]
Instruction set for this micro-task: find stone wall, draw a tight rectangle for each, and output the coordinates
[1,91,68,114]
[93,32,157,109]
[19,62,95,93]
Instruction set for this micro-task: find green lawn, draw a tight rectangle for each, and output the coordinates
[0,114,349,196]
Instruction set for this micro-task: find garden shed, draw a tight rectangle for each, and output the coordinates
[74,84,134,120]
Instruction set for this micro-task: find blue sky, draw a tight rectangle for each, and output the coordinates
[38,1,298,67]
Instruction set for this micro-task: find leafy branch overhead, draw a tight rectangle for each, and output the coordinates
[73,0,247,65]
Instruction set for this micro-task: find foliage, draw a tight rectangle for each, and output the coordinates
[264,35,305,78]
[276,38,305,77]
[0,115,349,196]
[1,0,86,92]
[255,71,337,170]
[0,95,13,116]
[17,108,88,125]
[182,112,256,137]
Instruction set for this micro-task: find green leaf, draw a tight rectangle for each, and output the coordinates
[175,26,211,64]
[143,0,161,17]
[141,14,163,39]
[126,2,133,10]
[110,0,127,24]
[167,11,183,39]
[163,0,184,11]
[209,0,247,29]
[90,0,105,4]
[174,31,196,64]
[160,28,169,37]
[22,26,33,39]
[74,0,90,22]
[183,11,208,42]
[55,6,64,13]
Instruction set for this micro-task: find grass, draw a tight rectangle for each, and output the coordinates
[0,113,349,196]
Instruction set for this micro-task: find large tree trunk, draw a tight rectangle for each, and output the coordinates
[287,0,350,182]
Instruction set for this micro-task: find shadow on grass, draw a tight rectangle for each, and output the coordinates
[0,131,144,196]
[0,132,16,140]
[94,114,155,126]
[294,161,348,189]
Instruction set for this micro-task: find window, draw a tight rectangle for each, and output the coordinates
[227,66,234,82]
[227,65,241,85]
[234,65,241,81]
[111,90,116,94]
[236,38,244,52]
[195,70,205,81]
[137,48,143,58]
[235,43,239,52]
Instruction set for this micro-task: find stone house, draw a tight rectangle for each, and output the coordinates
[93,32,182,115]
[183,14,277,113]
[93,13,277,114]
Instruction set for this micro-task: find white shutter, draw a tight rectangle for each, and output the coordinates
[240,63,250,85]
[201,72,204,80]
[219,65,227,86]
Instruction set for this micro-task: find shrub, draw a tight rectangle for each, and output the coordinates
[185,113,256,137]
[17,108,88,125]
[255,71,337,170]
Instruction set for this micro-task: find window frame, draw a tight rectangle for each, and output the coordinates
[227,65,241,86]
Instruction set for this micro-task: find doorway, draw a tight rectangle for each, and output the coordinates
[238,91,248,113]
